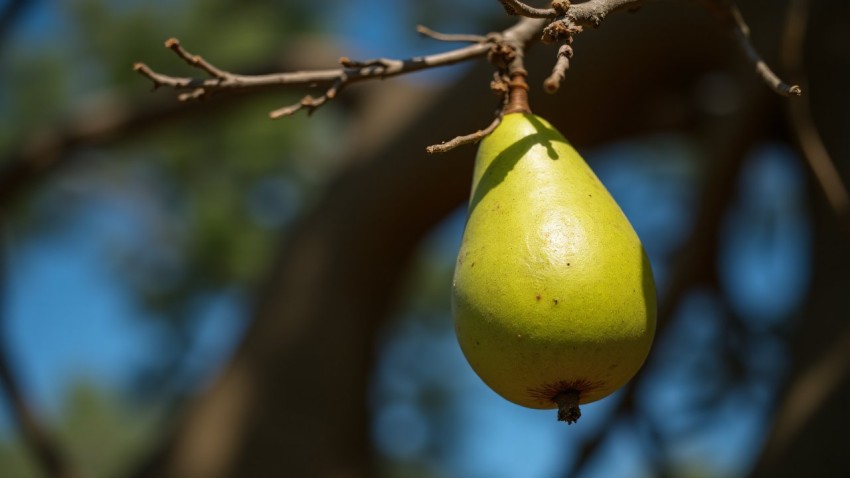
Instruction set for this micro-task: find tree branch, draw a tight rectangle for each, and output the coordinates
[539,0,645,43]
[497,0,559,18]
[134,38,489,118]
[135,19,547,119]
[426,116,501,154]
[705,0,801,97]
[543,43,574,93]
[780,0,850,237]
[0,225,81,478]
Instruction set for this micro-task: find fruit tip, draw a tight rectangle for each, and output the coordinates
[555,390,581,424]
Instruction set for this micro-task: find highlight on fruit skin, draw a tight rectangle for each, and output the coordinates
[452,112,657,423]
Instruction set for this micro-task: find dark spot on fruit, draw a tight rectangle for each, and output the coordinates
[566,262,570,266]
[527,378,606,403]
[475,341,480,346]
[588,194,592,197]
[535,293,541,301]
[553,298,559,305]
[470,262,476,268]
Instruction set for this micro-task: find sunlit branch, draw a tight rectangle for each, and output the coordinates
[135,19,547,120]
[426,116,502,154]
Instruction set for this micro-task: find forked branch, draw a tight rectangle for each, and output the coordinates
[135,19,545,120]
[134,0,802,153]
[135,37,491,118]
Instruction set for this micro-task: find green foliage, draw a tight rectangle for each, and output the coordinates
[1,0,333,473]
[0,381,161,478]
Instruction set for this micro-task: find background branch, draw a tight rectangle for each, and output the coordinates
[705,0,801,97]
[0,225,80,478]
[780,0,850,237]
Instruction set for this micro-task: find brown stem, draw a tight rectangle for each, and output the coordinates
[503,70,531,115]
[555,389,581,424]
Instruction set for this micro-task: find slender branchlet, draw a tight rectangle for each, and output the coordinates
[704,0,801,97]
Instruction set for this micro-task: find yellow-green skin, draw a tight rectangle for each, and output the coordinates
[452,113,656,409]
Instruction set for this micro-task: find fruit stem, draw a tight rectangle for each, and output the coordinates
[555,390,581,424]
[503,69,531,115]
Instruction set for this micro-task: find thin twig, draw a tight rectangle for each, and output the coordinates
[780,0,850,237]
[0,226,81,478]
[135,22,544,119]
[497,0,558,18]
[164,38,229,79]
[416,25,488,43]
[425,116,501,154]
[705,0,801,97]
[544,44,574,93]
[268,77,344,119]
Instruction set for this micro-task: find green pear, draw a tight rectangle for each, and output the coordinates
[452,113,656,423]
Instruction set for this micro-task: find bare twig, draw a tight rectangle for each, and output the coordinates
[497,0,558,18]
[416,25,488,44]
[544,44,574,93]
[781,0,850,237]
[164,38,228,79]
[705,0,801,97]
[269,78,344,118]
[426,15,538,154]
[425,116,501,154]
[135,21,549,120]
[0,226,81,478]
